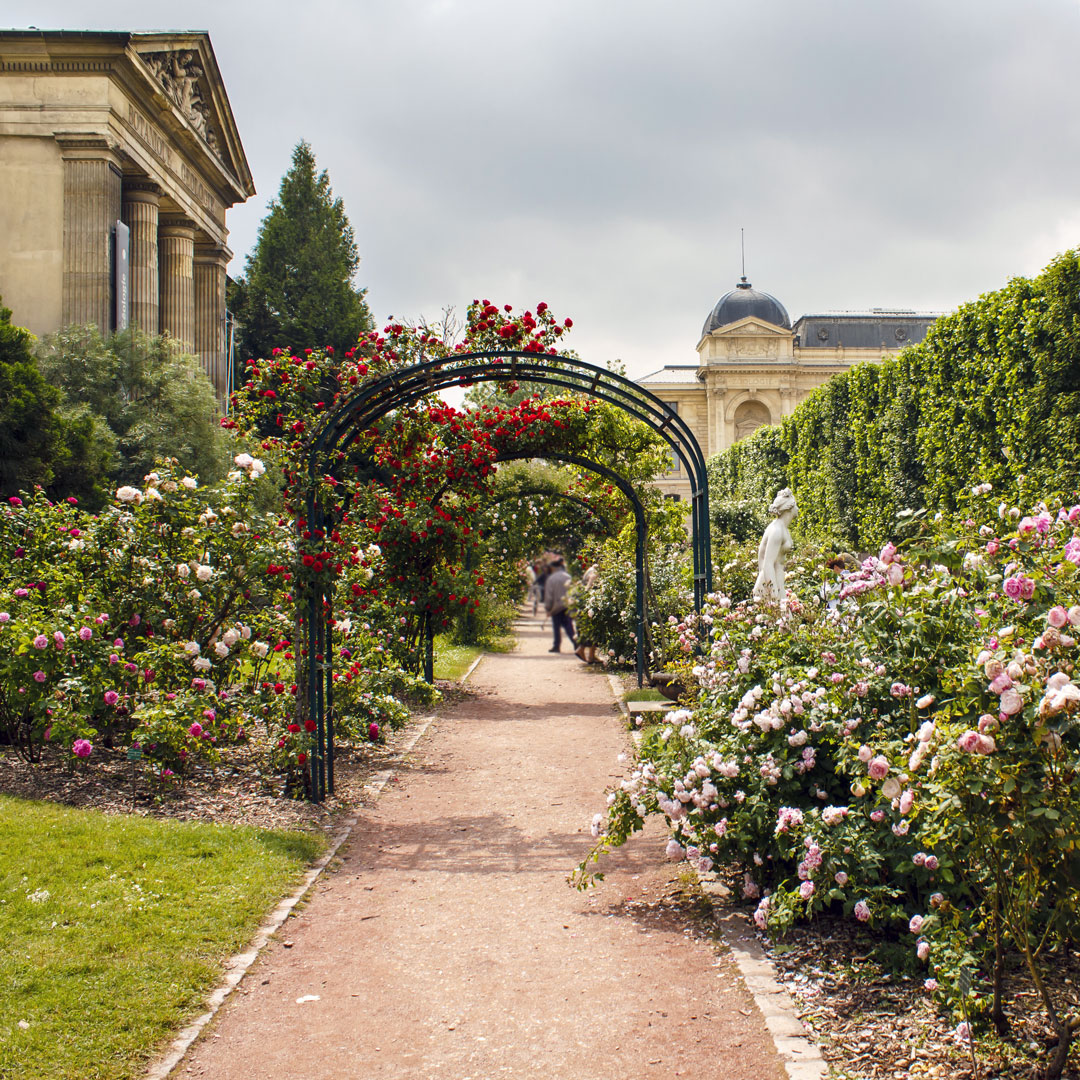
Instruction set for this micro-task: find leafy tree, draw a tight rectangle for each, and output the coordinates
[0,299,76,497]
[35,324,229,499]
[228,140,372,361]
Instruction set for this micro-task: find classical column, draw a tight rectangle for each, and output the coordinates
[158,217,196,351]
[194,241,231,398]
[57,135,123,330]
[121,182,161,335]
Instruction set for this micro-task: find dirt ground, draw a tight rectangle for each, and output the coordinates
[177,614,787,1080]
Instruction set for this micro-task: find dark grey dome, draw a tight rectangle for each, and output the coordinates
[702,278,790,335]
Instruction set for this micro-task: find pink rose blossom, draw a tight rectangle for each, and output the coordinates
[909,915,924,934]
[887,562,904,586]
[999,687,1024,716]
[916,941,931,961]
[870,809,885,822]
[103,690,119,705]
[188,722,203,738]
[868,755,889,780]
[78,626,93,642]
[834,871,849,886]
[924,855,939,871]
[33,670,46,683]
[957,730,981,753]
[879,541,897,565]
[799,881,815,900]
[32,634,48,650]
[53,631,65,649]
[925,978,939,991]
[854,900,870,921]
[72,738,92,758]
[1048,606,1069,629]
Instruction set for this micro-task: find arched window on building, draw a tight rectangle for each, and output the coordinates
[733,399,771,441]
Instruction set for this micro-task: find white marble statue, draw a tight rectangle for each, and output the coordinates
[753,488,798,604]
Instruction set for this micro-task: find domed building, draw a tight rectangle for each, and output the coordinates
[637,277,940,500]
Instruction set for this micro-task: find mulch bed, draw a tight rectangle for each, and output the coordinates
[0,684,464,835]
[755,913,1080,1080]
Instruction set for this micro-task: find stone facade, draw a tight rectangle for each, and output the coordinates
[0,30,254,397]
[638,279,939,501]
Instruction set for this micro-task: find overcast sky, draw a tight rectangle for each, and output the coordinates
[9,1,1080,377]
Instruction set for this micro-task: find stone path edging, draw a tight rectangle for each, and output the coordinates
[607,669,825,1080]
[143,713,437,1080]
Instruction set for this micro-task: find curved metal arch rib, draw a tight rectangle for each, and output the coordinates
[308,351,711,608]
[299,350,713,801]
[490,449,649,688]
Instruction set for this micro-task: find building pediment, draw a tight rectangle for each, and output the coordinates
[132,33,254,203]
[699,316,792,346]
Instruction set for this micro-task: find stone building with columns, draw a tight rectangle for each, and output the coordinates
[0,30,254,397]
[637,278,940,501]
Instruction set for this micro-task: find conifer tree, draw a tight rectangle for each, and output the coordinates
[228,141,372,361]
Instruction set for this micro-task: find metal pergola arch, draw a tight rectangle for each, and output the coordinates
[297,350,712,800]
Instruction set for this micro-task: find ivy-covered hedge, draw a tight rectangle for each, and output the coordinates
[708,250,1080,549]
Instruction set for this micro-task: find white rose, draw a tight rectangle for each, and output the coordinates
[183,641,201,655]
[176,564,190,579]
[196,565,213,582]
[252,641,269,659]
[214,641,229,658]
[192,656,212,672]
[222,628,239,647]
[180,477,198,490]
[115,486,141,504]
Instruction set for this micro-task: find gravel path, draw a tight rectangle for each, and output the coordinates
[179,614,786,1080]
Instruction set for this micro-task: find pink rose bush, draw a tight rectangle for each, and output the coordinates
[579,490,1080,1051]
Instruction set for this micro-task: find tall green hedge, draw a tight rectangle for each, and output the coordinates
[707,249,1080,549]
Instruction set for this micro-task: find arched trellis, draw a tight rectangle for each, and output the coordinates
[458,478,616,648]
[298,350,712,800]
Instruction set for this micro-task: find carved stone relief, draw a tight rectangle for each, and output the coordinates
[141,50,222,156]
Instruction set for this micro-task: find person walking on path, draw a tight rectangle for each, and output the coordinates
[543,555,577,653]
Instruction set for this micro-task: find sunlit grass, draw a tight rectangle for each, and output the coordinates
[0,795,324,1080]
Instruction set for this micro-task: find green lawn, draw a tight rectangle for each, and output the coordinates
[433,634,516,681]
[433,640,484,681]
[0,795,324,1080]
[624,687,667,702]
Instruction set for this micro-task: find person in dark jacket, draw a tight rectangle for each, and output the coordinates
[542,556,577,653]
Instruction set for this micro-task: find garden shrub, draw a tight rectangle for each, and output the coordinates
[708,249,1080,551]
[580,485,1080,1073]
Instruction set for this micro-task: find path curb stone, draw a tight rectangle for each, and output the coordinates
[606,669,825,1080]
[142,714,437,1080]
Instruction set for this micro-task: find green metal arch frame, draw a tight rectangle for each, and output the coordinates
[298,350,712,800]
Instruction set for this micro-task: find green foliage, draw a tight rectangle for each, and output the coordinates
[35,324,229,503]
[0,299,69,497]
[572,525,692,668]
[708,250,1080,550]
[711,497,768,542]
[228,141,373,360]
[0,795,322,1080]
